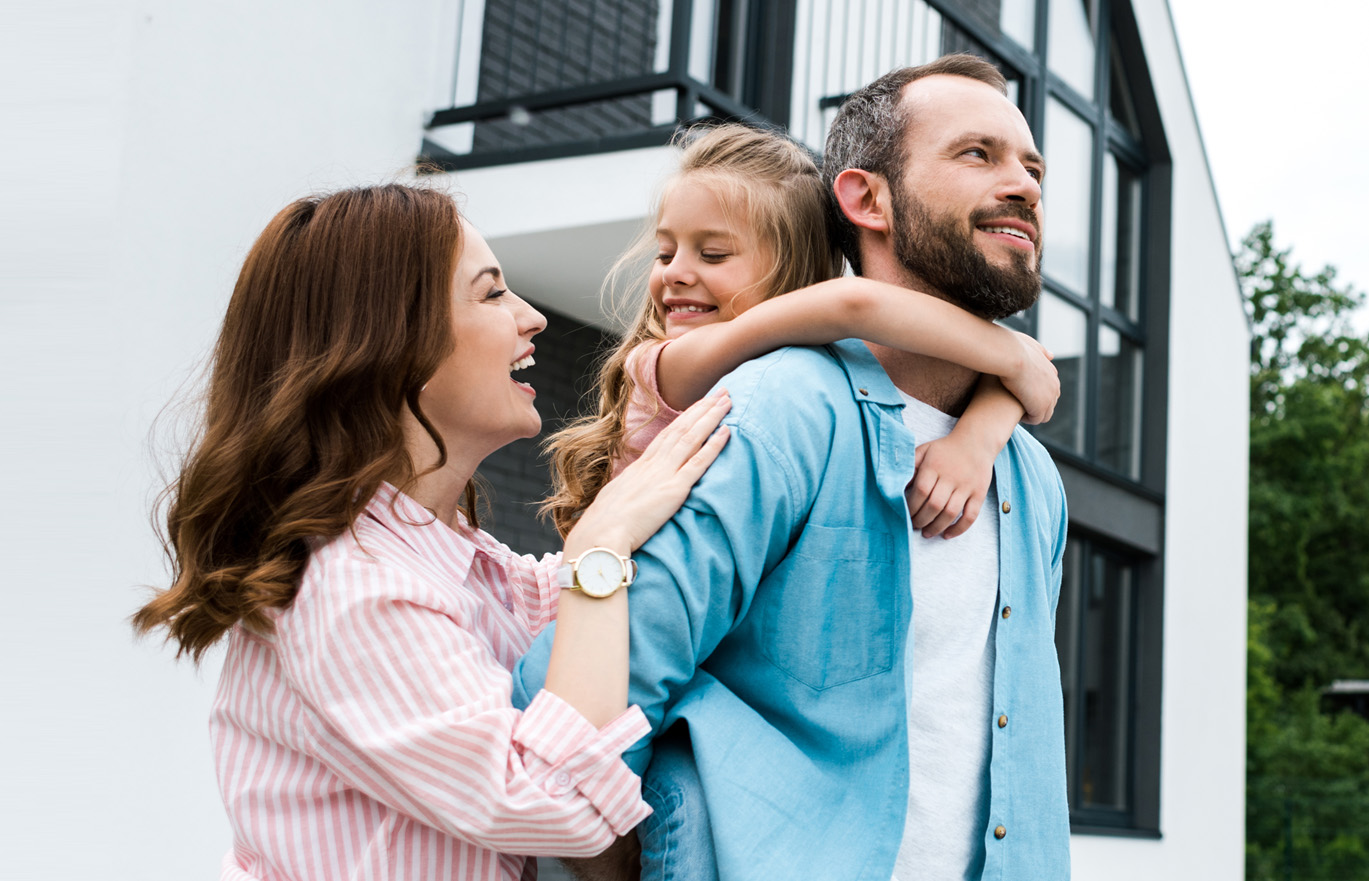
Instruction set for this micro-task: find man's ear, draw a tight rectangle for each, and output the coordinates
[833,168,893,233]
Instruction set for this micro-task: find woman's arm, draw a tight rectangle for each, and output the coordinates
[656,276,1057,419]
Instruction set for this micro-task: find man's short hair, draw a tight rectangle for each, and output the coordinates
[822,54,1008,275]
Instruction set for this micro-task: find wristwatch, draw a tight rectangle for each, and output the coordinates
[556,547,638,599]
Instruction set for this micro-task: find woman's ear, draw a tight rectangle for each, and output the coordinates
[832,168,893,233]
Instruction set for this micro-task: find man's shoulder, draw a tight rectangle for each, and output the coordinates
[718,343,860,417]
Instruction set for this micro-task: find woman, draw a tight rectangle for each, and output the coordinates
[133,183,730,880]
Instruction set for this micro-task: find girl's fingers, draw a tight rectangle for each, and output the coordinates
[943,494,982,539]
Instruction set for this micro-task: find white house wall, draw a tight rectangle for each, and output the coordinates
[9,1,454,878]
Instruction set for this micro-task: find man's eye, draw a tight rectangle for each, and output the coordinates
[963,148,988,160]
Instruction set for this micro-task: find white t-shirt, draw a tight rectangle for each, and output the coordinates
[892,391,1000,881]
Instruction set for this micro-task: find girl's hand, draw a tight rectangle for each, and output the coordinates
[565,390,731,556]
[1001,332,1059,425]
[908,430,998,539]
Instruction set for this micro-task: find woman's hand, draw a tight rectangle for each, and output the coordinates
[1000,331,1059,425]
[550,390,729,727]
[564,389,731,558]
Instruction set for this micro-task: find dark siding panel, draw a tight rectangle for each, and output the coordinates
[473,0,659,152]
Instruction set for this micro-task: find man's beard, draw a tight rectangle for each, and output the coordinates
[892,184,1043,320]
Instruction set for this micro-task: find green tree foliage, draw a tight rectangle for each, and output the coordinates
[1241,222,1369,879]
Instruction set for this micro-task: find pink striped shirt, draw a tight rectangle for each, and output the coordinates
[210,483,651,881]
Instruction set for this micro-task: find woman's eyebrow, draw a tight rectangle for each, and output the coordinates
[470,265,501,285]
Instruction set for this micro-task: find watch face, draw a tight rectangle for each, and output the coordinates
[576,548,625,598]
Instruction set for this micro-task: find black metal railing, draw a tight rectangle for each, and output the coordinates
[421,0,777,171]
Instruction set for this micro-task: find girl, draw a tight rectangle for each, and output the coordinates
[541,123,1059,880]
[132,183,732,881]
[545,123,1058,543]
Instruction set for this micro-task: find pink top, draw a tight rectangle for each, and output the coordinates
[613,340,683,476]
[210,483,651,881]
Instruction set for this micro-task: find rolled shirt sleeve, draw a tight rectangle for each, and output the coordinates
[278,554,650,856]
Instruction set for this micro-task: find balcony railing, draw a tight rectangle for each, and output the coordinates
[419,0,996,171]
[421,0,779,171]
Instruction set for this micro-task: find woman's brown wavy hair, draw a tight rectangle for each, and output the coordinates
[541,123,843,537]
[133,183,469,662]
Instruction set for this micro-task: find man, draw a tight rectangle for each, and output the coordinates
[516,54,1070,880]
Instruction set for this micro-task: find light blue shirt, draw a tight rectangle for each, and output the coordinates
[514,340,1071,880]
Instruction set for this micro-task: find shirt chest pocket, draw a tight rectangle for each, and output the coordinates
[756,524,898,690]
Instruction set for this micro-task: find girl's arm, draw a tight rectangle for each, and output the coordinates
[909,375,1024,539]
[656,276,1057,420]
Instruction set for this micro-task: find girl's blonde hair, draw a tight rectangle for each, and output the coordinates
[542,123,844,536]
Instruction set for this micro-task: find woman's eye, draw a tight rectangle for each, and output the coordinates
[485,288,507,300]
[656,253,674,264]
[701,252,729,262]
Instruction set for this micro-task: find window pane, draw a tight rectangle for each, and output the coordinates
[1032,292,1087,454]
[1097,325,1143,478]
[1047,0,1095,100]
[1108,38,1143,139]
[1080,550,1134,811]
[1041,100,1093,295]
[1054,540,1084,804]
[1001,0,1037,50]
[1099,153,1143,321]
[954,0,1037,51]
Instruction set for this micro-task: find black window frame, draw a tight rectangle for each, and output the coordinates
[923,0,1169,835]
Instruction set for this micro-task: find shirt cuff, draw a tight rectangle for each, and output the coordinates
[513,690,653,835]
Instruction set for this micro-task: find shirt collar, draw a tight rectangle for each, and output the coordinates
[362,481,489,582]
[828,338,905,407]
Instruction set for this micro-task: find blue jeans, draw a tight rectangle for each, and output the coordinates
[639,726,719,881]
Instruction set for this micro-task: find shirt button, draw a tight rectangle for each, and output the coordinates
[1001,605,1012,619]
[994,825,1007,840]
[503,601,513,611]
[1001,500,1011,514]
[998,714,1009,729]
[858,388,869,396]
[555,772,572,788]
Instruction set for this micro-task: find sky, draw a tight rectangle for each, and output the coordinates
[1166,0,1369,321]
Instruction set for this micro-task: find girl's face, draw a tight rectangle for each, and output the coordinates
[650,178,772,340]
[419,222,547,463]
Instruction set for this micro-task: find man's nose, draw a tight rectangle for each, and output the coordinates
[1000,165,1042,205]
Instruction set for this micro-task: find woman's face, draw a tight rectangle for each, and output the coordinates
[420,222,547,462]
